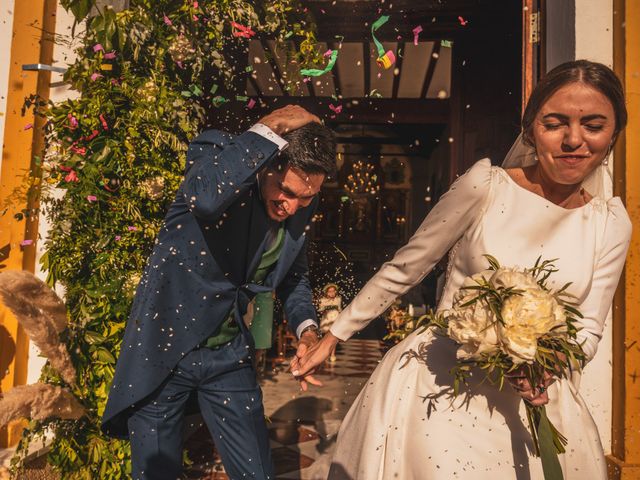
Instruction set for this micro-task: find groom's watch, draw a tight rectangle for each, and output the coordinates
[300,324,322,339]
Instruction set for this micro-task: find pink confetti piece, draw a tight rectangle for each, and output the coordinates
[91,72,103,81]
[193,15,199,21]
[65,170,79,182]
[68,114,79,129]
[329,104,342,114]
[163,14,172,26]
[93,44,104,52]
[176,61,184,69]
[70,145,87,155]
[323,49,333,57]
[247,98,256,109]
[377,72,382,78]
[20,239,34,247]
[231,21,256,38]
[115,235,122,241]
[24,123,33,130]
[458,16,468,26]
[103,51,117,60]
[193,1,199,7]
[303,77,310,83]
[99,114,109,130]
[86,195,97,202]
[413,25,423,45]
[127,226,138,231]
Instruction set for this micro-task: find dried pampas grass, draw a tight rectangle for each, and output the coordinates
[0,384,84,427]
[0,271,76,385]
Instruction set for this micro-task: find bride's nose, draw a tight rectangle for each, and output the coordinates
[561,123,584,151]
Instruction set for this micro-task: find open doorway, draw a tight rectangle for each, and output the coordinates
[214,0,524,339]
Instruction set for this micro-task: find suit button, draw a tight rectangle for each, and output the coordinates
[257,152,264,160]
[248,161,256,168]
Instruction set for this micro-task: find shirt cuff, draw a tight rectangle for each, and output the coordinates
[249,123,289,151]
[296,319,318,339]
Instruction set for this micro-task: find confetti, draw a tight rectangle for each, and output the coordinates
[100,64,113,71]
[441,40,453,48]
[93,44,104,52]
[300,49,338,77]
[231,21,256,38]
[115,235,122,241]
[103,51,117,60]
[99,114,108,130]
[412,25,423,45]
[90,73,103,81]
[163,14,172,26]
[127,226,138,232]
[86,195,97,202]
[247,98,256,109]
[458,16,468,26]
[68,114,79,129]
[329,104,342,114]
[323,49,333,58]
[20,240,33,247]
[24,123,33,130]
[65,170,79,182]
[372,15,395,69]
[236,95,249,102]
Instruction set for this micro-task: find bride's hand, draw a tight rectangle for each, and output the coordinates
[506,369,555,407]
[289,332,340,382]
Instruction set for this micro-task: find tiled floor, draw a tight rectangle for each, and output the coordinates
[184,339,385,480]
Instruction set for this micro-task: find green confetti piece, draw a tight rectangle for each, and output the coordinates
[236,95,249,101]
[371,15,390,58]
[300,49,338,77]
[181,90,192,97]
[284,31,293,39]
[441,40,454,48]
[245,65,254,73]
[212,96,229,106]
[210,84,219,94]
[189,84,203,96]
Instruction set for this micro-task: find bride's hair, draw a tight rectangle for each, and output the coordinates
[521,60,627,147]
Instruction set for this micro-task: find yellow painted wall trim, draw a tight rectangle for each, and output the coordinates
[608,0,640,477]
[0,0,57,447]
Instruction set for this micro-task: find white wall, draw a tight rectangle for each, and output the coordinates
[0,0,16,173]
[572,0,615,455]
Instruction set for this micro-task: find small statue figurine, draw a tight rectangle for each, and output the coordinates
[318,283,342,362]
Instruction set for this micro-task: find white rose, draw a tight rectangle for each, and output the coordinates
[446,270,499,360]
[498,286,567,363]
[490,267,541,291]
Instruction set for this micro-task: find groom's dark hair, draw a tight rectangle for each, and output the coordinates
[271,122,336,177]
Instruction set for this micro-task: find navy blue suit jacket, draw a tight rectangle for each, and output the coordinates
[102,129,318,438]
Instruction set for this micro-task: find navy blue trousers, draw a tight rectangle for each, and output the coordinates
[127,333,274,480]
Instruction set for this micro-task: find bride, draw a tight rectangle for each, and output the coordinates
[291,60,631,479]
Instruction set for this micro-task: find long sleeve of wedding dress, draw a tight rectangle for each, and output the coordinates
[330,159,494,341]
[573,199,631,361]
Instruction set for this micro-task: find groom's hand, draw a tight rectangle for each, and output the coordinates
[291,332,340,387]
[258,105,321,136]
[290,329,324,391]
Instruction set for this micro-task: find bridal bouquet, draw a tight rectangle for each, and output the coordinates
[413,255,585,480]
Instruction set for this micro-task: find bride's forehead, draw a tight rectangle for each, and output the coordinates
[538,84,614,116]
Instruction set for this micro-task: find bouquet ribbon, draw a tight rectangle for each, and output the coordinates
[526,404,566,480]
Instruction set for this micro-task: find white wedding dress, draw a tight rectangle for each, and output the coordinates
[328,159,631,480]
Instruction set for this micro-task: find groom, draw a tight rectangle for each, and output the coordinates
[102,105,336,479]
